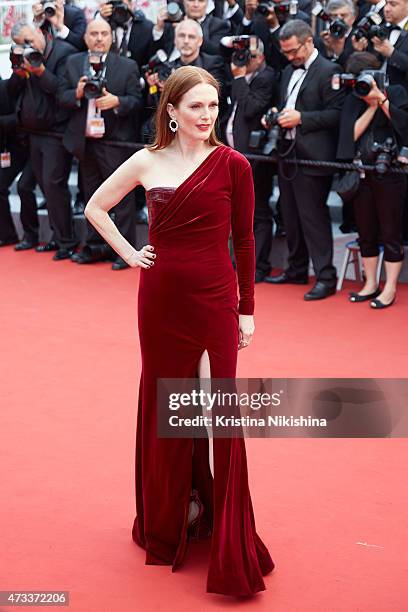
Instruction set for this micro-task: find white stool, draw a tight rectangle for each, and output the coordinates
[337,240,384,291]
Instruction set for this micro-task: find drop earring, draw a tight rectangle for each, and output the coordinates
[169,118,179,133]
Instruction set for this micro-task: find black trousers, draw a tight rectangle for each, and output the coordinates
[251,160,274,275]
[29,134,77,249]
[278,166,336,284]
[0,137,38,242]
[352,172,406,262]
[81,140,136,247]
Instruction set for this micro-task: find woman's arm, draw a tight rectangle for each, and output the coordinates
[84,150,155,268]
[354,104,377,141]
[230,158,256,350]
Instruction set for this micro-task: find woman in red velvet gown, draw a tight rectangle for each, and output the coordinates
[84,66,274,597]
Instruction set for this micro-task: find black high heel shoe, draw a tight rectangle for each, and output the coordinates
[349,287,381,302]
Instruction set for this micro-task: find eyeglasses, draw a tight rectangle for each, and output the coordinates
[281,42,305,57]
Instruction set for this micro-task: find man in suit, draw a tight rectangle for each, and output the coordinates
[8,20,78,260]
[172,19,226,80]
[151,0,232,58]
[98,0,154,68]
[238,0,310,74]
[33,0,87,50]
[370,0,408,90]
[225,38,278,281]
[265,19,344,300]
[317,0,357,69]
[0,78,39,250]
[58,19,142,270]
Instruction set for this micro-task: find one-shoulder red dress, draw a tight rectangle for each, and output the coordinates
[131,144,274,596]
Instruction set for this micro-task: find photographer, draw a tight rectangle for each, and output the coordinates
[0,78,39,250]
[358,0,408,90]
[317,0,357,68]
[238,0,310,73]
[225,37,278,281]
[98,0,154,68]
[337,52,408,308]
[32,0,87,51]
[8,20,78,260]
[265,20,344,300]
[58,19,142,270]
[151,0,232,58]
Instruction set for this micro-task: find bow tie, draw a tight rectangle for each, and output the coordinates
[293,64,306,71]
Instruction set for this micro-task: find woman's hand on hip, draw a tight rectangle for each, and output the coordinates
[125,244,156,268]
[238,314,255,350]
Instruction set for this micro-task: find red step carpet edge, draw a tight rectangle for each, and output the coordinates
[0,247,407,611]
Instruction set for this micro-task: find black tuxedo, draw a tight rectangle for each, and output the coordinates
[276,52,344,285]
[59,51,142,160]
[39,4,87,51]
[112,11,155,68]
[227,65,278,152]
[278,54,344,175]
[211,0,245,33]
[386,30,408,92]
[63,4,87,50]
[58,51,142,248]
[227,65,278,276]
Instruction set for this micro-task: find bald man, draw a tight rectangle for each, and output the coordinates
[58,19,142,269]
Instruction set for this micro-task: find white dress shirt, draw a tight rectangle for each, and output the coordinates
[284,48,318,139]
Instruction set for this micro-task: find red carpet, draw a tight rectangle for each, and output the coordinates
[1,246,407,611]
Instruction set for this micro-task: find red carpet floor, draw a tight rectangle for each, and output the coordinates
[1,246,407,612]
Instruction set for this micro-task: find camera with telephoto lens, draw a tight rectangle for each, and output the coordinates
[230,35,259,67]
[10,42,44,69]
[249,108,282,157]
[107,0,132,27]
[165,2,183,23]
[367,137,398,174]
[352,11,388,41]
[257,0,298,22]
[331,70,388,97]
[312,2,349,38]
[41,0,56,18]
[83,52,107,99]
[142,50,174,81]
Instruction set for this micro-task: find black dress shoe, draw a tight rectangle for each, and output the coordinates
[265,271,308,285]
[349,288,381,302]
[370,296,396,309]
[304,282,336,301]
[35,241,58,252]
[15,238,39,251]
[71,251,92,264]
[112,256,130,271]
[0,237,19,247]
[53,248,76,261]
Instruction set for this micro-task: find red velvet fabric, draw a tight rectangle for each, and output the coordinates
[131,144,274,596]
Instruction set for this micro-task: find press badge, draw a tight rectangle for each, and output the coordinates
[89,116,105,138]
[1,152,11,168]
